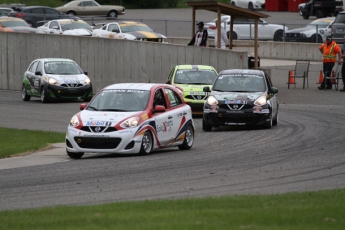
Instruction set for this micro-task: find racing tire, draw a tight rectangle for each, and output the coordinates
[139,131,153,155]
[273,113,278,126]
[227,31,237,40]
[66,11,77,16]
[107,10,118,19]
[315,10,324,18]
[178,125,194,150]
[248,2,254,11]
[273,30,284,41]
[202,118,212,131]
[302,12,309,19]
[310,34,323,43]
[40,87,49,103]
[66,150,84,159]
[21,85,31,101]
[263,112,273,129]
[299,7,303,16]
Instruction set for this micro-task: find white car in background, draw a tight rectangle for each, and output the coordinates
[205,16,288,41]
[36,19,93,36]
[92,21,167,43]
[284,17,334,43]
[230,0,265,10]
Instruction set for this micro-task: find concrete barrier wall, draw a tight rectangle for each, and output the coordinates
[168,37,322,62]
[0,32,247,92]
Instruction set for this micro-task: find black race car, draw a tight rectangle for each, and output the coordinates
[202,69,279,130]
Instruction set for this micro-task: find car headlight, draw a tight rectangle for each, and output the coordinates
[254,96,267,106]
[85,77,91,85]
[70,115,80,127]
[120,117,139,128]
[320,30,324,34]
[48,78,58,85]
[206,95,218,105]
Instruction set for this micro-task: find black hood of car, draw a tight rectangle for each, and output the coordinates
[211,90,266,103]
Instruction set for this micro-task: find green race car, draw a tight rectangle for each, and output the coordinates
[166,65,218,114]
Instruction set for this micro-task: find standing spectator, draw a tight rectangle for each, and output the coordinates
[318,35,341,90]
[213,20,229,49]
[340,35,345,92]
[188,21,208,47]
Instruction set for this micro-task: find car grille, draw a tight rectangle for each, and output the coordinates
[80,126,117,133]
[185,95,207,100]
[74,137,121,149]
[285,33,304,38]
[60,83,84,87]
[219,104,252,110]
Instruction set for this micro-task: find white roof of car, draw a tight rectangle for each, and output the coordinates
[103,83,163,91]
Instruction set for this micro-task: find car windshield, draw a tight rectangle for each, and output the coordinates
[308,21,330,28]
[87,89,150,112]
[213,74,266,92]
[174,70,217,84]
[120,24,152,33]
[61,21,92,30]
[44,61,84,75]
[0,20,28,27]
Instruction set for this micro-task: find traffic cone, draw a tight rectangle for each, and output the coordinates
[318,70,324,84]
[331,70,336,84]
[288,70,295,84]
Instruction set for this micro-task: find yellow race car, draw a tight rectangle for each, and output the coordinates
[166,65,218,114]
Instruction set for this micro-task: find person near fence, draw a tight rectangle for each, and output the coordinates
[187,21,208,47]
[318,35,341,90]
[211,20,229,49]
[340,35,345,92]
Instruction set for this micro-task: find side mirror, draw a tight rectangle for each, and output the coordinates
[270,87,278,94]
[154,105,165,113]
[84,71,88,75]
[203,86,211,92]
[80,103,87,110]
[35,71,42,76]
[165,79,171,84]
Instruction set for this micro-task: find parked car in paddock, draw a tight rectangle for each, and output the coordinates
[230,0,265,10]
[21,58,93,103]
[285,17,334,43]
[204,16,287,41]
[8,6,78,28]
[0,7,12,16]
[36,19,93,36]
[55,0,125,18]
[0,17,37,33]
[202,69,279,131]
[165,65,218,114]
[92,21,167,43]
[65,83,195,159]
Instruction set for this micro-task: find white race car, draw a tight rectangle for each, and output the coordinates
[66,83,195,159]
[36,19,93,36]
[230,0,265,10]
[205,16,287,41]
[284,17,335,43]
[92,21,167,42]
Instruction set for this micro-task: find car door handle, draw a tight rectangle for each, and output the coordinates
[168,115,172,119]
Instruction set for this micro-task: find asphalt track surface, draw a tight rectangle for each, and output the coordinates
[1,9,345,211]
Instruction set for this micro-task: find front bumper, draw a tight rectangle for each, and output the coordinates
[66,126,143,154]
[47,84,93,100]
[203,105,270,126]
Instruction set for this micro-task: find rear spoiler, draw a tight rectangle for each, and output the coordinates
[11,7,22,11]
[92,23,105,27]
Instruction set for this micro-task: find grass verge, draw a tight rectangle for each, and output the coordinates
[0,127,65,158]
[0,189,344,229]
